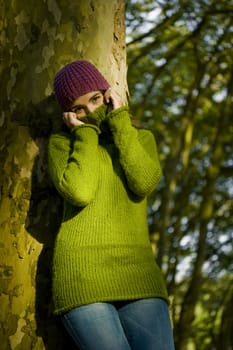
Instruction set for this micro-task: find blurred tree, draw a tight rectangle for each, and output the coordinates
[126,0,233,349]
[0,1,126,349]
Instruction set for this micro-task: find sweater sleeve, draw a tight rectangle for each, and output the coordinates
[48,124,100,207]
[107,107,162,197]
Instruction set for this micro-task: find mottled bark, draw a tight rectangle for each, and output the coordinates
[0,1,126,349]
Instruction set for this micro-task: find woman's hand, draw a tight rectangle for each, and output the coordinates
[104,88,122,112]
[63,112,84,129]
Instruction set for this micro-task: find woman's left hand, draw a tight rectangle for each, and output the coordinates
[104,88,122,111]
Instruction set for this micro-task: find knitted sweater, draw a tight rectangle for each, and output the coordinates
[48,104,168,315]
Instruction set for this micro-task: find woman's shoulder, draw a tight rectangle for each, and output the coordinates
[137,128,155,142]
[50,130,71,139]
[49,131,72,151]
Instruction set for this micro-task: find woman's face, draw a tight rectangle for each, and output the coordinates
[70,90,104,118]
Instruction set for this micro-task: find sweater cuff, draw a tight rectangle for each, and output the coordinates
[71,123,101,135]
[107,106,131,131]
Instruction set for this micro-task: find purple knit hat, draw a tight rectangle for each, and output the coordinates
[53,60,110,111]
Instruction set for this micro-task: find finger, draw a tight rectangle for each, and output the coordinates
[63,112,83,128]
[108,90,122,109]
[104,88,112,103]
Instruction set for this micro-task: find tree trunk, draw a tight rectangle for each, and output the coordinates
[217,286,233,350]
[0,1,126,349]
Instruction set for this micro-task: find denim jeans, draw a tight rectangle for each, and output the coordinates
[62,298,175,350]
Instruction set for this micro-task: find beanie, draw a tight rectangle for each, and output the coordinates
[53,60,110,111]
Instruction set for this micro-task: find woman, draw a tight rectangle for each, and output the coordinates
[48,60,175,349]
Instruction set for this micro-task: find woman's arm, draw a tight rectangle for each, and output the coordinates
[48,124,100,207]
[107,107,162,197]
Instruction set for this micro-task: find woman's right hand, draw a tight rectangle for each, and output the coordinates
[63,112,84,129]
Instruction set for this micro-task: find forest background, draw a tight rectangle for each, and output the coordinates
[125,1,233,350]
[0,0,232,350]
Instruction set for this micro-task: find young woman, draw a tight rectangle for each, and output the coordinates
[48,60,175,350]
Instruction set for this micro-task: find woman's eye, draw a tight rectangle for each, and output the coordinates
[72,107,83,114]
[92,95,102,103]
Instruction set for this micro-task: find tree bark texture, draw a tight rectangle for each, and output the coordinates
[0,1,126,349]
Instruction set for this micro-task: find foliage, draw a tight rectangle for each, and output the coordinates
[126,1,233,349]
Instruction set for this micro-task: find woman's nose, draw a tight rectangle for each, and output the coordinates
[86,103,96,114]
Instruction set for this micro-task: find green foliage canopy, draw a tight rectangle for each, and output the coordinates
[126,1,233,349]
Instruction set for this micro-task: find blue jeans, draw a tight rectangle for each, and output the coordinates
[62,298,175,349]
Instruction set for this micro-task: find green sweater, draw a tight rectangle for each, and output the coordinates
[48,104,168,315]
